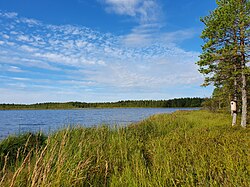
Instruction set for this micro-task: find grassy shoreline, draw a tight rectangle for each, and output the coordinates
[0,110,249,186]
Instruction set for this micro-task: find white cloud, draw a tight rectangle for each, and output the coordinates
[20,17,40,25]
[0,65,23,73]
[75,40,88,48]
[12,77,30,81]
[102,0,160,24]
[162,29,197,43]
[121,24,197,48]
[8,66,24,73]
[122,31,151,47]
[6,42,15,46]
[0,12,18,18]
[2,34,9,39]
[33,52,97,66]
[104,0,140,16]
[10,31,18,35]
[17,35,33,42]
[20,45,37,52]
[121,24,158,47]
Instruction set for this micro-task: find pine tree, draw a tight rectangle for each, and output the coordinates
[197,0,249,127]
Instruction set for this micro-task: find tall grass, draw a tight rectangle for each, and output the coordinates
[0,110,249,186]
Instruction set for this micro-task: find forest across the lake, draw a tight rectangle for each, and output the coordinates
[0,97,204,110]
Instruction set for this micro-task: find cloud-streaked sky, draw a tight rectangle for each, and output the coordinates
[0,0,216,103]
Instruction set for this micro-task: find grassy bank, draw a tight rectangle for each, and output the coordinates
[0,110,249,186]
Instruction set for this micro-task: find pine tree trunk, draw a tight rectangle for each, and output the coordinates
[232,74,237,126]
[241,72,247,127]
[232,112,237,126]
[239,2,247,128]
[232,28,239,127]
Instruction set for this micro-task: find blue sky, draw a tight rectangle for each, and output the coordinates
[0,0,216,103]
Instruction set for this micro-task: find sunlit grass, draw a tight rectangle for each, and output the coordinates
[0,110,249,186]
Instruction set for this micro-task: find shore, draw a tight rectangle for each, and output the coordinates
[0,110,249,186]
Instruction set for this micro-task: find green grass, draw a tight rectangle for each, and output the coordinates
[0,110,249,186]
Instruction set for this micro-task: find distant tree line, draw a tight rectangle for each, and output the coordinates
[0,98,204,110]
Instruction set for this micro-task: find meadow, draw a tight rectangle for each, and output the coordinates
[0,110,249,186]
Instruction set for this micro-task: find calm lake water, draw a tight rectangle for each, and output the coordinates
[0,108,198,140]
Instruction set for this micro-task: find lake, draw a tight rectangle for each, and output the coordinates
[0,108,198,140]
